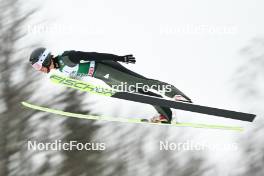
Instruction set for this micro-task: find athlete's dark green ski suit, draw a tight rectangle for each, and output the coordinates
[53,50,192,121]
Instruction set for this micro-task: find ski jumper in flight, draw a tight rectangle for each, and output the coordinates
[29,48,192,123]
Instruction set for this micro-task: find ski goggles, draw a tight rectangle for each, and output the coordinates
[32,49,50,71]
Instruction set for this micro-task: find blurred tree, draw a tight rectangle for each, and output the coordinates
[233,38,264,176]
[0,0,37,175]
[104,124,146,176]
[55,89,104,176]
[147,129,208,176]
[233,38,264,101]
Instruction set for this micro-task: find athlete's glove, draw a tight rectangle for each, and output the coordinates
[117,55,136,64]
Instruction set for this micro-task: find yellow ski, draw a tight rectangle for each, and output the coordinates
[21,101,244,131]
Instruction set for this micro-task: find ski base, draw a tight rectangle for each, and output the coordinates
[49,74,256,122]
[21,102,244,131]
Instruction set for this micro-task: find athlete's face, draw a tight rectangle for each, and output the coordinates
[39,66,49,73]
[32,59,55,73]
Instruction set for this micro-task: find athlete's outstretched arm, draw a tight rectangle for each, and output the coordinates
[67,51,136,64]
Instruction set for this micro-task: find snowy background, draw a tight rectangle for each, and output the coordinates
[0,0,263,175]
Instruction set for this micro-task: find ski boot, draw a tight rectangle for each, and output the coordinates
[150,114,171,124]
[173,95,192,103]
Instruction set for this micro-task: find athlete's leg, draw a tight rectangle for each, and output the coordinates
[142,78,192,102]
[97,61,192,102]
[94,62,174,121]
[136,89,172,122]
